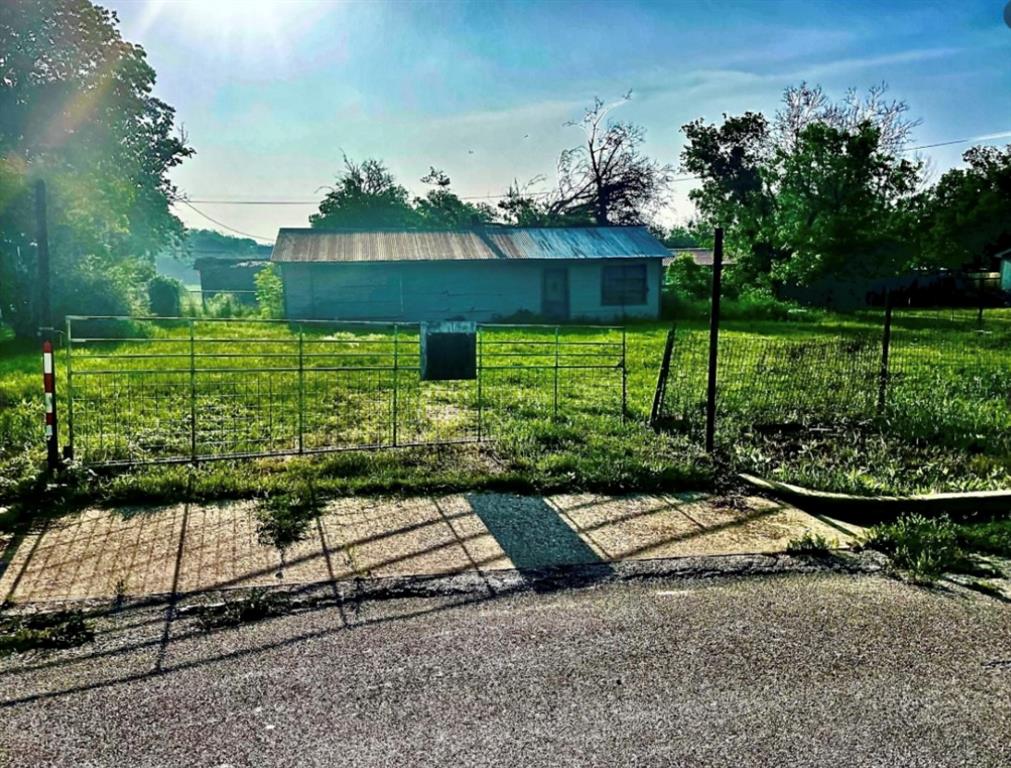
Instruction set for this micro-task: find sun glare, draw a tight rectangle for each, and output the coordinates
[136,0,315,58]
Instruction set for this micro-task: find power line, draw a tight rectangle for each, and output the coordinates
[174,200,275,242]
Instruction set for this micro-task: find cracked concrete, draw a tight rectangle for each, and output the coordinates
[0,491,861,605]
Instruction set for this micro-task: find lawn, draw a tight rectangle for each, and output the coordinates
[1,308,1008,508]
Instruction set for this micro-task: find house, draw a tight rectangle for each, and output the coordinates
[998,249,1011,295]
[194,257,269,305]
[270,226,669,322]
[662,247,735,268]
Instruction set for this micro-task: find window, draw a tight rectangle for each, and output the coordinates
[601,263,647,305]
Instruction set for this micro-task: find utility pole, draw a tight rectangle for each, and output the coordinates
[35,179,52,334]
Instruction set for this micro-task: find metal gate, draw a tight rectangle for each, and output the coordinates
[63,316,626,467]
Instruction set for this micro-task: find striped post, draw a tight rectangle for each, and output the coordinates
[42,340,60,472]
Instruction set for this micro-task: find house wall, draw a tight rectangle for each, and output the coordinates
[197,262,267,305]
[279,258,662,322]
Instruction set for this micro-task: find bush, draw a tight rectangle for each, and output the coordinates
[255,263,284,319]
[862,513,966,582]
[147,275,184,317]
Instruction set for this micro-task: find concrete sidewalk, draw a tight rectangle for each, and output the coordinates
[0,492,859,604]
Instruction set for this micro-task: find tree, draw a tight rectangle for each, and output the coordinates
[918,144,1011,270]
[774,82,919,156]
[0,0,193,336]
[254,263,284,319]
[310,155,418,229]
[773,122,921,283]
[413,168,495,228]
[549,95,674,226]
[680,83,923,287]
[680,112,780,281]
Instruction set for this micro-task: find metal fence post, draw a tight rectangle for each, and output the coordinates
[704,227,724,453]
[553,326,560,418]
[392,324,399,447]
[65,316,74,460]
[298,329,305,454]
[649,327,676,430]
[620,326,627,423]
[878,293,893,413]
[476,325,483,441]
[42,339,60,472]
[189,319,197,463]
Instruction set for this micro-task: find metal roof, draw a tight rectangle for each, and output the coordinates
[663,248,736,267]
[270,227,669,264]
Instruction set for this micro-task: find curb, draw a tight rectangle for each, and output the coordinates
[739,473,1011,523]
[3,550,886,617]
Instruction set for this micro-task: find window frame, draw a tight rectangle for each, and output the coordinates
[601,262,648,306]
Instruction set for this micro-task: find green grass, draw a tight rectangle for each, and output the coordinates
[1,309,1008,512]
[0,610,95,656]
[863,513,1011,584]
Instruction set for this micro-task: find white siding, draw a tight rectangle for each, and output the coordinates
[280,259,661,322]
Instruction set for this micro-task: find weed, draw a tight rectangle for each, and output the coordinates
[786,531,835,555]
[862,514,968,583]
[255,478,321,553]
[965,580,1008,601]
[0,610,95,656]
[194,588,287,630]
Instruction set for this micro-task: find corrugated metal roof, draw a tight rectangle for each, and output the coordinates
[270,227,669,263]
[663,248,736,267]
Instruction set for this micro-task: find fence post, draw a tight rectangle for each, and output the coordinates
[476,325,483,441]
[878,293,893,413]
[189,319,197,463]
[553,326,560,418]
[620,326,628,423]
[42,340,60,473]
[392,324,399,447]
[65,316,74,460]
[704,227,724,453]
[297,329,305,454]
[649,327,676,430]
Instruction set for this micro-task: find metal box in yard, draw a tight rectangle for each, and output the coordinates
[420,321,477,381]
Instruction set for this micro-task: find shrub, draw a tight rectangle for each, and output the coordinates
[255,263,284,319]
[862,513,965,582]
[786,531,834,554]
[147,274,184,317]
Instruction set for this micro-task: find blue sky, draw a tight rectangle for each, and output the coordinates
[107,0,1011,242]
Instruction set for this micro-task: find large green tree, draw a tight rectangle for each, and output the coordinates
[0,0,193,336]
[413,167,496,228]
[773,122,921,283]
[680,84,923,287]
[310,156,418,229]
[918,144,1011,270]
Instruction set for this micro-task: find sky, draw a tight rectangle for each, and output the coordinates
[106,0,1011,243]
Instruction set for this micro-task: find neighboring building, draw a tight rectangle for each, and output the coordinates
[663,247,735,268]
[194,257,269,305]
[271,227,669,322]
[999,249,1011,295]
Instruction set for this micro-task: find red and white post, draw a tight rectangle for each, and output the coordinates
[42,340,61,472]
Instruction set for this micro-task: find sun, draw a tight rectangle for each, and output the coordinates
[135,0,312,55]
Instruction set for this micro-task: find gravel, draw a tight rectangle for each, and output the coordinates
[1,571,1009,767]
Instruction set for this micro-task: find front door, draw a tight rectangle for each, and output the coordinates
[542,267,569,321]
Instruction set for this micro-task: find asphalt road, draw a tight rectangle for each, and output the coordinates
[1,572,1010,767]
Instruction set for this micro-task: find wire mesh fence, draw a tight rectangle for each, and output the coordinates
[655,307,1011,449]
[63,316,625,467]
